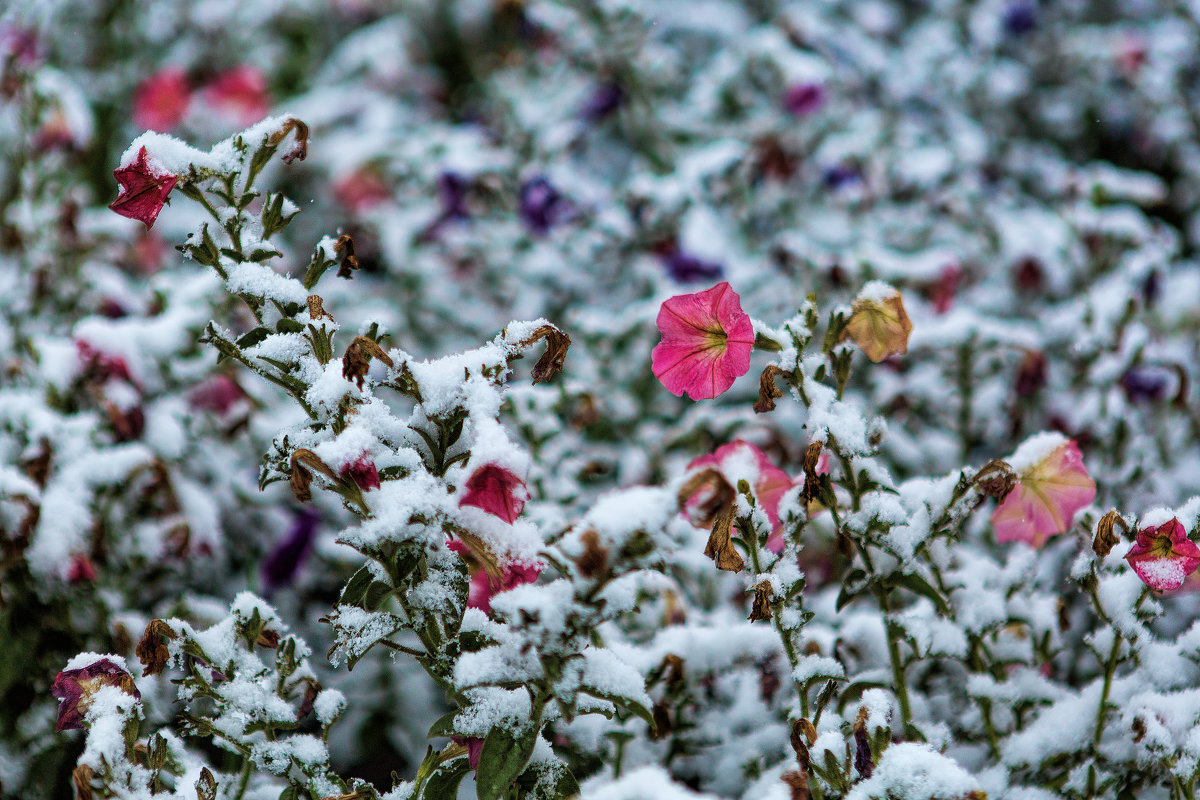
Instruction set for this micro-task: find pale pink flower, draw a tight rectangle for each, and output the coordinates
[459,464,529,524]
[133,68,192,132]
[991,437,1096,546]
[202,66,270,127]
[108,146,178,229]
[687,441,794,551]
[1125,518,1200,592]
[651,282,755,400]
[333,168,391,213]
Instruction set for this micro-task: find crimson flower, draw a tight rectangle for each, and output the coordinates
[1125,518,1200,592]
[108,146,178,229]
[651,282,755,401]
[459,464,529,524]
[340,456,381,492]
[202,65,270,127]
[51,658,139,731]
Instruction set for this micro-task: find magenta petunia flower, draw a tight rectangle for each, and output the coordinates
[108,146,178,229]
[651,282,755,401]
[991,437,1096,547]
[459,464,529,524]
[687,441,794,551]
[1125,518,1200,592]
[133,68,192,132]
[202,65,270,127]
[340,455,381,492]
[452,736,485,770]
[51,658,139,731]
[189,374,246,416]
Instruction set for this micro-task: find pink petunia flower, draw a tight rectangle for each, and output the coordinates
[202,66,270,127]
[1125,518,1200,592]
[340,455,381,492]
[108,146,178,229]
[452,736,485,770]
[189,374,247,417]
[51,658,139,731]
[133,68,192,132]
[783,83,825,116]
[76,340,133,384]
[448,539,543,614]
[66,555,96,585]
[333,168,391,213]
[687,441,794,552]
[459,464,529,524]
[991,435,1096,547]
[651,282,755,401]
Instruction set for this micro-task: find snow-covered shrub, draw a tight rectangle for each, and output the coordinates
[5,1,1200,799]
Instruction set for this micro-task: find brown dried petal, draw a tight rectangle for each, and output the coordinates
[973,459,1017,500]
[267,117,309,164]
[520,325,571,384]
[842,291,913,362]
[801,442,825,505]
[790,720,811,769]
[72,764,96,800]
[749,581,774,622]
[678,467,735,528]
[704,507,745,572]
[289,449,338,503]
[335,234,358,279]
[1093,509,1126,559]
[754,365,792,414]
[136,619,177,677]
[307,295,334,321]
[298,679,322,720]
[780,771,811,800]
[576,529,609,578]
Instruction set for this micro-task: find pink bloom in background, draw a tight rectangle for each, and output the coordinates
[783,82,825,115]
[109,146,178,229]
[466,560,543,613]
[459,464,529,523]
[333,168,391,213]
[991,436,1096,547]
[67,555,96,585]
[1125,518,1200,592]
[340,456,381,492]
[133,68,192,132]
[652,281,755,401]
[688,441,794,551]
[202,66,270,127]
[76,340,133,384]
[928,263,962,314]
[51,658,139,731]
[189,374,247,417]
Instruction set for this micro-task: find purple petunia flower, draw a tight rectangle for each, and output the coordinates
[261,508,319,590]
[519,176,573,235]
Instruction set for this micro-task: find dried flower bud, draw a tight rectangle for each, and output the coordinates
[297,679,321,719]
[289,449,338,503]
[267,116,309,164]
[801,442,826,505]
[335,234,359,279]
[973,459,1017,500]
[780,771,811,800]
[651,701,672,740]
[704,506,745,573]
[307,295,334,321]
[1132,716,1147,743]
[342,335,394,390]
[256,629,280,648]
[749,581,774,621]
[853,707,874,778]
[789,720,812,769]
[72,764,96,800]
[1093,510,1126,558]
[519,324,570,384]
[576,529,609,578]
[136,619,178,676]
[678,467,736,529]
[842,283,913,362]
[754,365,792,414]
[1015,350,1047,397]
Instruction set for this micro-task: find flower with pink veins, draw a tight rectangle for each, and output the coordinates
[202,65,270,127]
[1125,518,1200,592]
[108,146,178,229]
[652,281,755,401]
[687,441,794,551]
[459,464,529,524]
[991,434,1096,546]
[133,68,192,132]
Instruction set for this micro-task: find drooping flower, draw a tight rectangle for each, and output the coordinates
[991,435,1096,547]
[518,176,573,235]
[686,441,795,552]
[202,65,270,127]
[133,68,192,132]
[340,456,381,493]
[1125,518,1200,592]
[842,282,913,363]
[108,146,178,229]
[452,736,485,771]
[459,464,529,524]
[652,282,755,401]
[51,658,139,731]
[261,509,320,590]
[783,83,825,116]
[1121,368,1171,403]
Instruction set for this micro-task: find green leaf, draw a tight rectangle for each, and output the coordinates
[423,758,470,800]
[275,318,306,334]
[579,685,655,733]
[427,709,459,738]
[892,572,951,616]
[836,568,869,612]
[340,565,372,607]
[364,580,393,611]
[476,725,539,800]
[236,327,270,350]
